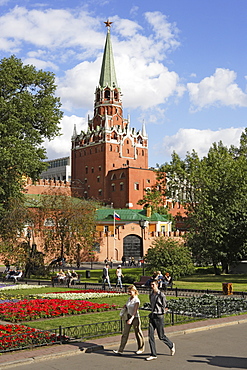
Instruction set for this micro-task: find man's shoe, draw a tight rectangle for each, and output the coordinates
[136,350,144,354]
[170,343,175,356]
[145,356,157,361]
[113,350,123,355]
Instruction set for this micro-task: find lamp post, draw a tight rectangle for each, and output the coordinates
[139,219,148,275]
[26,230,31,256]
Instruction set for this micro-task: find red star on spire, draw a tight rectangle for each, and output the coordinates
[104,20,113,28]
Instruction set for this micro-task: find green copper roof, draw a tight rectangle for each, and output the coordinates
[99,29,118,89]
[96,209,169,222]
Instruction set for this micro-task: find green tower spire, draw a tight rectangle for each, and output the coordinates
[99,23,118,89]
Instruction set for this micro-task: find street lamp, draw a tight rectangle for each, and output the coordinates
[139,219,148,275]
[26,230,31,256]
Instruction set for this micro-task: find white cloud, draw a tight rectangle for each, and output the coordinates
[144,11,180,53]
[159,127,245,160]
[0,7,184,112]
[187,68,247,110]
[117,56,184,109]
[0,6,104,56]
[44,114,87,159]
[23,57,59,71]
[57,59,101,110]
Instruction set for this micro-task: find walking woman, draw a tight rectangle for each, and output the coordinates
[113,285,144,355]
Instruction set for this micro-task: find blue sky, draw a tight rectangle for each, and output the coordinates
[1,0,246,167]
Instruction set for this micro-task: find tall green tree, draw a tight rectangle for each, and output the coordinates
[145,237,194,278]
[158,132,247,274]
[34,190,100,266]
[0,56,62,216]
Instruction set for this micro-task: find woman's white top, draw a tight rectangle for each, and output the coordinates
[116,268,122,277]
[126,296,140,317]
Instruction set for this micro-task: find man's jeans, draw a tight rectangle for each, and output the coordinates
[102,277,111,289]
[148,313,173,356]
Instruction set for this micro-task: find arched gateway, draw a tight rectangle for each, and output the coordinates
[123,234,143,259]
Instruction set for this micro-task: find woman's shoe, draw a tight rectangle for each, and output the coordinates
[136,350,144,354]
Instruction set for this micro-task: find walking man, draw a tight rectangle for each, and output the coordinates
[102,263,112,289]
[146,279,175,361]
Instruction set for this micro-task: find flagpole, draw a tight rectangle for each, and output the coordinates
[114,211,116,259]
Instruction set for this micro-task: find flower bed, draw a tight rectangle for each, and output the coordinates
[0,324,57,352]
[167,294,247,317]
[32,289,125,300]
[0,284,48,291]
[0,299,117,322]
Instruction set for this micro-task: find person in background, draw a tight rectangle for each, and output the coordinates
[121,255,126,266]
[146,279,175,361]
[57,269,66,284]
[113,285,144,355]
[157,271,164,289]
[164,272,172,286]
[116,265,124,289]
[102,263,111,289]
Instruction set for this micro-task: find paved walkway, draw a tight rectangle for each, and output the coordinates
[0,313,247,368]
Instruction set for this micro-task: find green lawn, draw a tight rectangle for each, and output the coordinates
[173,274,247,292]
[1,270,246,332]
[80,268,247,292]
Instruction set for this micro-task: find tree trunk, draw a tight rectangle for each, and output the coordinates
[213,263,221,275]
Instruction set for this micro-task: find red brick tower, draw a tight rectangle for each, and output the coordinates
[71,21,156,208]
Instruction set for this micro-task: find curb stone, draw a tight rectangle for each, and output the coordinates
[0,315,247,367]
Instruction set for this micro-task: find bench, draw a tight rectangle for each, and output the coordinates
[51,274,81,287]
[134,276,152,287]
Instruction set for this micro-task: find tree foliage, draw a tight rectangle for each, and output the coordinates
[158,131,247,273]
[0,55,63,215]
[34,190,100,265]
[145,237,194,278]
[137,186,170,216]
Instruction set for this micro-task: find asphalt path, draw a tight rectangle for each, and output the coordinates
[6,321,247,370]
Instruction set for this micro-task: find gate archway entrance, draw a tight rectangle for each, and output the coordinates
[123,234,142,259]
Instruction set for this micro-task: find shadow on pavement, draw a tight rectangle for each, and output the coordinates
[188,355,247,368]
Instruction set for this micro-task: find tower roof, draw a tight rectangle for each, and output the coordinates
[99,25,118,90]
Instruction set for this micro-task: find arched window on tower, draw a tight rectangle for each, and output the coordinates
[111,183,115,192]
[120,182,124,191]
[85,166,88,174]
[105,89,110,99]
[109,145,112,152]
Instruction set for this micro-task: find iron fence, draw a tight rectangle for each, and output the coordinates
[0,329,61,353]
[49,311,207,343]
